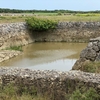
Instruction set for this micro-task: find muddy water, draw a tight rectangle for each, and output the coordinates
[0,43,87,71]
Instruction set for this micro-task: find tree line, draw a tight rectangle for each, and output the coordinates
[0,8,100,13]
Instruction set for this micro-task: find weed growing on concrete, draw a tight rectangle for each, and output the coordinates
[5,45,23,51]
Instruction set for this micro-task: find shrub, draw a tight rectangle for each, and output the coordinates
[69,88,100,100]
[26,17,58,32]
[0,83,44,100]
[57,12,62,15]
[82,61,100,73]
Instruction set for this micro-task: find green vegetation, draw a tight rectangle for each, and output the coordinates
[82,61,100,73]
[69,88,100,100]
[0,83,99,100]
[5,46,22,51]
[0,8,100,23]
[1,8,100,13]
[0,83,46,100]
[0,13,100,23]
[26,17,58,32]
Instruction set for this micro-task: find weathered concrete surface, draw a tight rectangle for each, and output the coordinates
[0,22,100,50]
[0,68,100,100]
[32,22,100,42]
[1,68,99,84]
[0,22,34,49]
[72,37,100,70]
[0,50,21,63]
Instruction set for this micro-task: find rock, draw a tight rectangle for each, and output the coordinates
[72,59,89,70]
[73,37,100,70]
[3,56,9,60]
[0,53,5,58]
[92,41,98,45]
[72,59,83,70]
[95,53,100,61]
[0,50,21,63]
[80,48,96,61]
[90,37,100,42]
[87,42,93,47]
[92,45,99,52]
[97,41,100,49]
[97,85,100,89]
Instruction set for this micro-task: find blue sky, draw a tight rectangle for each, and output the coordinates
[0,0,100,11]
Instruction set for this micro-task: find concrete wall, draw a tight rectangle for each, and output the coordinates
[0,22,100,49]
[0,22,100,99]
[0,22,34,49]
[0,68,100,100]
[33,22,100,42]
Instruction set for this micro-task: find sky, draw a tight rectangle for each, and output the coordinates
[0,0,100,11]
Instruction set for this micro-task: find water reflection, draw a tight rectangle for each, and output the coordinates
[0,42,87,71]
[25,59,76,71]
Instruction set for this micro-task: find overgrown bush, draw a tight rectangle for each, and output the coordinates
[26,17,58,32]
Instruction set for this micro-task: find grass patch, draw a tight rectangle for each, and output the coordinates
[5,46,22,51]
[0,83,46,100]
[76,13,100,17]
[0,16,6,20]
[0,83,99,100]
[68,87,100,100]
[34,12,57,16]
[82,61,100,73]
[0,13,100,23]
